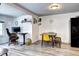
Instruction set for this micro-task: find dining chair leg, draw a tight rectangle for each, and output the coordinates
[52,40,54,47]
[59,42,61,48]
[41,40,43,46]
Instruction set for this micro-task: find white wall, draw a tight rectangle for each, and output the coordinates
[32,17,39,42]
[39,12,79,43]
[13,15,39,43]
[13,15,32,42]
[0,15,15,44]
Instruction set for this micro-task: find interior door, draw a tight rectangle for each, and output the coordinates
[71,17,79,47]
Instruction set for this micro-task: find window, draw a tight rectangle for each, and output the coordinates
[0,22,3,35]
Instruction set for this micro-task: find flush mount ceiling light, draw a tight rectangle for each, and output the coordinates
[48,3,62,10]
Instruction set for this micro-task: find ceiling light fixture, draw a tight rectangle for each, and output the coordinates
[48,3,62,10]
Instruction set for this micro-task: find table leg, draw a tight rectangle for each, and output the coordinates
[23,34,25,45]
[21,34,26,46]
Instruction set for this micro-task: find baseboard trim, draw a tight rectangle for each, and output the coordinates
[0,42,8,45]
[32,40,40,44]
[32,40,70,45]
[62,42,70,45]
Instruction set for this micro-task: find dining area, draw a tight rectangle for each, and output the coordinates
[40,32,61,48]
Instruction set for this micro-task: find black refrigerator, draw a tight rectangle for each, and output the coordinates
[71,17,79,47]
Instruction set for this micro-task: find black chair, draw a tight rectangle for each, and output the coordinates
[6,28,19,45]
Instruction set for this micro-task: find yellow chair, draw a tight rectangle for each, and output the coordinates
[41,33,51,46]
[43,34,50,41]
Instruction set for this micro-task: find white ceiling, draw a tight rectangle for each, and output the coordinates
[0,3,79,17]
[0,3,27,17]
[18,3,79,16]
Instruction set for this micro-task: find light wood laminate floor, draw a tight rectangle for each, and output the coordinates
[0,43,79,56]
